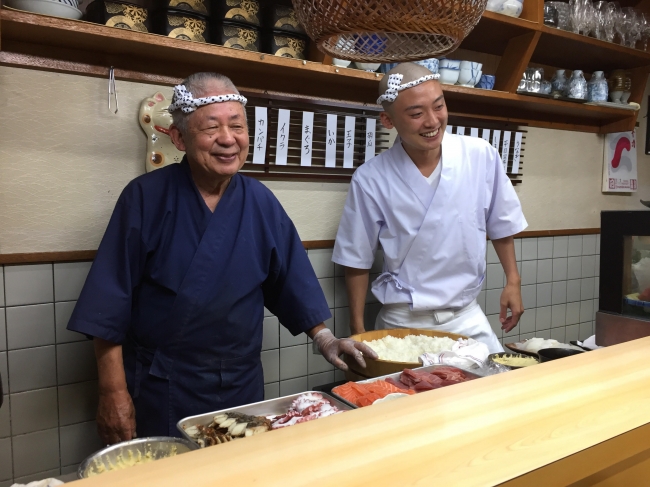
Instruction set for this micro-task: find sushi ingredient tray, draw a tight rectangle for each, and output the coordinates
[177,391,353,444]
[331,365,481,408]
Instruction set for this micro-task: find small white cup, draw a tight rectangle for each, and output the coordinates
[457,68,473,85]
[439,68,460,85]
[440,59,461,69]
[332,58,351,68]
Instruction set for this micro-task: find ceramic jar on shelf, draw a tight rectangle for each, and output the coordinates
[486,0,524,18]
[550,69,568,95]
[522,67,544,92]
[587,71,608,101]
[458,61,482,87]
[414,58,440,74]
[609,69,631,103]
[567,69,588,99]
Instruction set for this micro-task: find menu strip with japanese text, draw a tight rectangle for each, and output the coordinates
[511,132,523,174]
[301,111,314,166]
[501,131,512,172]
[343,116,355,168]
[325,114,337,167]
[252,106,267,165]
[365,118,376,162]
[275,109,290,165]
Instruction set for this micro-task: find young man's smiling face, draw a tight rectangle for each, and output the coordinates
[380,80,448,157]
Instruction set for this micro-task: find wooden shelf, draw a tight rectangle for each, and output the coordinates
[0,8,381,104]
[461,11,539,56]
[0,6,645,133]
[442,85,636,132]
[535,25,650,72]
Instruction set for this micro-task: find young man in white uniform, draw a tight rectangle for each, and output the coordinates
[332,63,527,353]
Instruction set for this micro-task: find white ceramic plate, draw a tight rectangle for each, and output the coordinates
[6,0,82,19]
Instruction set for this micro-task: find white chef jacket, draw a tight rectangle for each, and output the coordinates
[332,133,527,311]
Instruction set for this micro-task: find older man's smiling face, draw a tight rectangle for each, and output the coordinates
[172,90,249,181]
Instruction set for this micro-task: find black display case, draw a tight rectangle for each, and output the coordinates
[596,210,650,345]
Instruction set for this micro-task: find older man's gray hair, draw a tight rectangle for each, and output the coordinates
[171,72,247,133]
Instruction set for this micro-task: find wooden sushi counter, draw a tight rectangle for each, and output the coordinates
[74,337,650,486]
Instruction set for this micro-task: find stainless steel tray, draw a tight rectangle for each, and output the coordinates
[176,391,354,444]
[330,365,483,408]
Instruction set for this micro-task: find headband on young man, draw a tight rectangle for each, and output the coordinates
[168,84,248,114]
[376,72,440,105]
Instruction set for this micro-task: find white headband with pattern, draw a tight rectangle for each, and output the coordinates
[168,84,248,114]
[377,73,440,104]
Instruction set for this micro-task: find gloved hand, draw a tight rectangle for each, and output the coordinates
[312,328,378,371]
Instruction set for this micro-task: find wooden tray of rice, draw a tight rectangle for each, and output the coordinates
[344,328,468,380]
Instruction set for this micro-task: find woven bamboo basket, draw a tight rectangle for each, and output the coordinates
[343,328,468,380]
[291,0,487,62]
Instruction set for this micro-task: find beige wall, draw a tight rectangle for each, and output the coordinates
[1,66,649,254]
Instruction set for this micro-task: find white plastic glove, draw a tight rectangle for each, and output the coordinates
[312,328,378,371]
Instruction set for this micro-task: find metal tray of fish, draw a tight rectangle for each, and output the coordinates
[330,365,483,408]
[176,391,353,443]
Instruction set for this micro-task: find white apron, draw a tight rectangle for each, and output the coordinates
[375,301,504,354]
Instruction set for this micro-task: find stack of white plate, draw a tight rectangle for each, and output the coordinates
[6,0,82,19]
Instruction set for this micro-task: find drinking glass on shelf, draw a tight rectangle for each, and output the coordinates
[571,0,594,35]
[605,2,621,42]
[593,1,608,40]
[547,1,572,30]
[640,13,650,50]
[569,0,582,33]
[623,7,640,48]
[613,2,628,44]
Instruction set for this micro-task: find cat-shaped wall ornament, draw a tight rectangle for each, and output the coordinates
[139,92,185,172]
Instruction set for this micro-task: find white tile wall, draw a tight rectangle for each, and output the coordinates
[0,438,11,482]
[537,283,552,307]
[54,301,84,344]
[537,259,552,283]
[12,428,60,478]
[6,304,55,350]
[0,269,4,308]
[53,262,91,302]
[553,236,569,258]
[10,388,59,436]
[59,421,102,467]
[568,235,582,257]
[521,238,537,261]
[4,265,53,307]
[0,311,5,352]
[8,346,57,393]
[537,237,553,259]
[0,236,603,485]
[0,396,9,439]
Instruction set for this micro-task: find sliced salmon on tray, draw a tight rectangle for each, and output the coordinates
[332,380,413,407]
[333,366,474,407]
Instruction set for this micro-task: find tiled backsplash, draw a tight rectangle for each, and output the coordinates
[0,234,600,485]
[0,262,97,486]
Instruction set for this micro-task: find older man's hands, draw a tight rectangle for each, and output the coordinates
[97,389,136,445]
[312,328,378,371]
[94,337,136,445]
